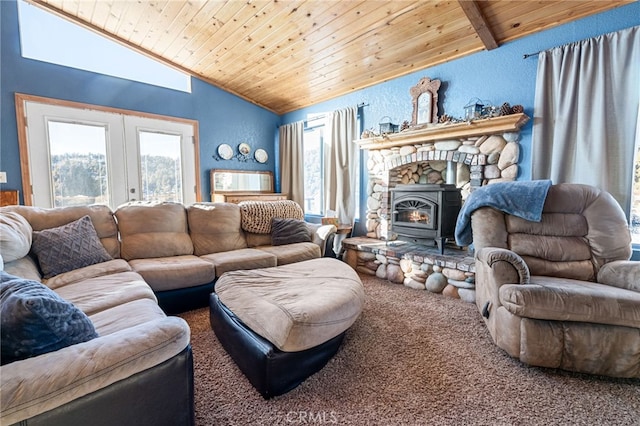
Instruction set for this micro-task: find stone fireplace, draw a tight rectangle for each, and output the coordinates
[356,113,529,241]
[341,114,530,304]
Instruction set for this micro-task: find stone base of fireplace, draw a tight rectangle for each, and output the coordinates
[342,237,476,303]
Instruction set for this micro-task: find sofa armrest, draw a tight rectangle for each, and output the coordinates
[2,255,42,282]
[597,260,640,292]
[475,247,530,319]
[306,223,337,257]
[0,316,190,425]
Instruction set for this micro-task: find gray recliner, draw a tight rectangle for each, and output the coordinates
[470,183,640,378]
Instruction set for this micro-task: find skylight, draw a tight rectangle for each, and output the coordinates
[17,0,191,93]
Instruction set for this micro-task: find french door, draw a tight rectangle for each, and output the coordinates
[18,95,198,208]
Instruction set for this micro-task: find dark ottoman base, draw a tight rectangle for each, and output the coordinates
[209,293,345,398]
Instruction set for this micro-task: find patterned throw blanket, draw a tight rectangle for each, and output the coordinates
[238,200,304,234]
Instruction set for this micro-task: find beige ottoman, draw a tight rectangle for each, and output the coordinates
[209,258,365,397]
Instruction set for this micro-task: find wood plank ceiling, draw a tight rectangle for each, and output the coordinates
[30,0,631,114]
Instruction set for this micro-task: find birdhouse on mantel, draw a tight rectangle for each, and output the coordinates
[464,99,484,121]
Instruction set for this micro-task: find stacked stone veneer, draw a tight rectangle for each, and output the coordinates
[364,131,521,240]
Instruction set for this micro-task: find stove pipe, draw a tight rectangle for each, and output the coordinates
[446,161,457,185]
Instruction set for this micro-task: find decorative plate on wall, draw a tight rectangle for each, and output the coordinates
[254,149,268,163]
[238,142,251,156]
[217,143,233,160]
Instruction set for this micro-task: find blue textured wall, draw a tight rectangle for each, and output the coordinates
[0,0,280,202]
[282,2,640,183]
[2,0,639,204]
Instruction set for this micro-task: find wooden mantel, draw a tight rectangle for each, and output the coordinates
[355,113,529,150]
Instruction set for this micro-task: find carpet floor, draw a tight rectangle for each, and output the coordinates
[179,273,640,425]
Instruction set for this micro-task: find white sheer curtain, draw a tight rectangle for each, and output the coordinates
[324,106,358,253]
[278,121,305,206]
[531,26,640,214]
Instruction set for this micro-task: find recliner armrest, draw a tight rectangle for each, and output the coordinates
[476,247,531,286]
[475,247,531,319]
[597,260,640,292]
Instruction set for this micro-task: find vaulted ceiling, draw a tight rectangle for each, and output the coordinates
[29,0,631,114]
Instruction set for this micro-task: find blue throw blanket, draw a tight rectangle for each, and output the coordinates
[454,179,552,246]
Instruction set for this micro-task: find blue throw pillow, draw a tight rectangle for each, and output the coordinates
[0,272,98,365]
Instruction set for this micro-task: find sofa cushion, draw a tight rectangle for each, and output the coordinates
[188,203,247,255]
[0,272,98,365]
[44,259,132,290]
[88,298,167,336]
[115,202,193,260]
[245,232,273,248]
[54,271,156,316]
[128,255,216,292]
[238,200,304,234]
[271,218,311,246]
[0,211,32,262]
[201,248,277,277]
[31,215,112,279]
[257,242,321,265]
[499,276,640,328]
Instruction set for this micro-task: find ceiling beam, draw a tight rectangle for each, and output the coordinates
[457,0,499,50]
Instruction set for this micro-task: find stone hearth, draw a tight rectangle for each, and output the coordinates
[342,237,476,303]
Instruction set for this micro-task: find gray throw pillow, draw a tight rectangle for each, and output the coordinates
[271,218,311,246]
[0,271,98,365]
[31,215,112,279]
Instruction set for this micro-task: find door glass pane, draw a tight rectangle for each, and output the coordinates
[48,121,109,207]
[303,127,323,215]
[138,131,183,203]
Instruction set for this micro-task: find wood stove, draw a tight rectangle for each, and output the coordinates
[390,184,462,253]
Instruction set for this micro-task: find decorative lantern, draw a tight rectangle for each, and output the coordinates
[379,116,399,134]
[464,99,484,121]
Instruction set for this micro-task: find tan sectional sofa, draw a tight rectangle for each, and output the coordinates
[0,200,335,425]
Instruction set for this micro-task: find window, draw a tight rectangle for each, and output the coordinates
[17,0,191,93]
[303,126,324,215]
[302,115,361,219]
[18,95,199,208]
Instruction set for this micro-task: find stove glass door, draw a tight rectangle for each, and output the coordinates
[394,199,436,230]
